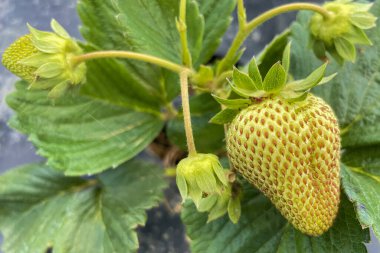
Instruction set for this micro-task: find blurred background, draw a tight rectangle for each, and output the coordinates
[0,0,379,252]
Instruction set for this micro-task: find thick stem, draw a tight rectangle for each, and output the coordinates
[180,70,197,156]
[178,0,192,67]
[72,51,190,74]
[217,2,331,74]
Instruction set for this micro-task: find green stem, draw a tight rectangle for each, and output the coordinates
[72,51,190,74]
[237,0,247,29]
[178,0,192,67]
[217,2,331,74]
[180,70,197,156]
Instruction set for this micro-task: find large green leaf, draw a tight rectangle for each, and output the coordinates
[78,0,236,105]
[342,156,380,239]
[77,0,182,104]
[182,182,369,253]
[0,160,167,253]
[80,45,164,113]
[342,145,380,176]
[257,29,291,76]
[290,2,380,148]
[167,93,225,153]
[6,82,163,175]
[195,0,237,66]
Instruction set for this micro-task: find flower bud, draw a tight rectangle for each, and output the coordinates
[310,0,377,62]
[176,153,228,206]
[2,19,86,98]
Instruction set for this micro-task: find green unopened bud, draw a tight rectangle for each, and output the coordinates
[176,154,228,206]
[310,0,377,62]
[2,19,86,98]
[191,65,214,89]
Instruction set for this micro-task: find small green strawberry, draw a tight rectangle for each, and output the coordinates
[2,34,38,82]
[212,43,341,236]
[1,19,86,98]
[309,0,377,63]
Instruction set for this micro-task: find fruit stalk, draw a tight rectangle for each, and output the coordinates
[217,2,331,74]
[180,70,197,156]
[71,51,189,74]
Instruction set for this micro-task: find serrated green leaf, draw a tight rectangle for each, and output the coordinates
[341,163,380,239]
[334,37,357,62]
[182,182,369,253]
[79,45,163,112]
[290,6,380,148]
[212,94,251,109]
[262,62,287,92]
[209,109,239,125]
[233,67,258,91]
[248,57,263,89]
[78,0,181,104]
[342,145,380,176]
[195,0,236,66]
[257,29,290,76]
[167,93,224,153]
[0,160,167,253]
[6,81,163,175]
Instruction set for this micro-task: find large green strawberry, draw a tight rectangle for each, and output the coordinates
[227,94,340,236]
[212,43,340,236]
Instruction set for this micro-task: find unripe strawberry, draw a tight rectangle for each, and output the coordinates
[2,35,38,82]
[226,94,340,236]
[1,19,86,98]
[309,0,377,62]
[212,43,343,236]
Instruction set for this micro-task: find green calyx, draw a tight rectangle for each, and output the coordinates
[3,19,87,98]
[198,182,242,224]
[176,153,228,206]
[210,42,336,125]
[310,0,377,62]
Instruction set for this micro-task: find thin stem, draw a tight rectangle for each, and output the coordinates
[180,70,197,156]
[178,0,192,67]
[237,0,247,30]
[245,3,331,32]
[72,51,190,74]
[217,2,331,74]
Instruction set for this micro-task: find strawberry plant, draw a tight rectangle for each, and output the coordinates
[0,0,379,252]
